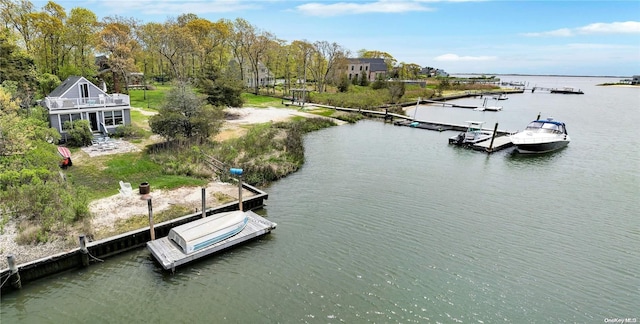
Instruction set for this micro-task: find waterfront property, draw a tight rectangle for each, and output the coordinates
[2,76,637,323]
[0,182,269,294]
[42,76,132,141]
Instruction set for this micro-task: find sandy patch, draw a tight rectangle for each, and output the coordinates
[89,181,249,231]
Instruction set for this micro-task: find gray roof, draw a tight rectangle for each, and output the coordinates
[348,58,388,72]
[48,76,83,97]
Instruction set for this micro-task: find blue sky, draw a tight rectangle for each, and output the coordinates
[37,0,640,76]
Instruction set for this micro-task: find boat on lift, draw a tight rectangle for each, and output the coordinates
[474,97,503,111]
[509,117,570,153]
[493,93,508,100]
[449,121,494,146]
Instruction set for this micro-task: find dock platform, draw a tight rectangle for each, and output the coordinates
[147,210,276,271]
[472,135,514,152]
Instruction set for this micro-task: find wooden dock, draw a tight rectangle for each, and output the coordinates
[147,210,276,271]
[471,135,514,152]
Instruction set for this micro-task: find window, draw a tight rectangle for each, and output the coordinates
[359,66,363,71]
[104,110,124,126]
[60,113,82,130]
[80,83,89,98]
[60,114,71,130]
[365,66,368,71]
[351,66,354,70]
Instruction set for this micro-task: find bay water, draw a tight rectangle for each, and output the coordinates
[1,76,638,323]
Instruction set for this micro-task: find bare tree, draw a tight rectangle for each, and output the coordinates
[230,18,274,95]
[308,40,348,93]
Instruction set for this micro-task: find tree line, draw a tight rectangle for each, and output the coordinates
[0,0,439,244]
[1,0,433,100]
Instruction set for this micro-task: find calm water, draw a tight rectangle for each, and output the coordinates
[2,76,639,323]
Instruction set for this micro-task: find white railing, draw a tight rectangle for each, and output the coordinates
[45,94,130,110]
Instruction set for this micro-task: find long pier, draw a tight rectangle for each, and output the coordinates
[308,103,514,153]
[308,92,518,153]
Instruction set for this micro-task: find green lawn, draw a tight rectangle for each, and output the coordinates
[69,152,207,200]
[128,84,170,110]
[242,93,287,108]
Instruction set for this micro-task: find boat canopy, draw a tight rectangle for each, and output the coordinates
[526,120,566,134]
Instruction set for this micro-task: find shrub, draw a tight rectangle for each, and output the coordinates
[114,124,146,139]
[64,120,93,147]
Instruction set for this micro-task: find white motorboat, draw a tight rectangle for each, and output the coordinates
[510,117,570,153]
[167,210,249,254]
[449,121,494,145]
[492,93,508,100]
[475,97,502,111]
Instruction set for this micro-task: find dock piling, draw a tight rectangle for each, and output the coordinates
[230,168,244,211]
[201,187,206,218]
[79,235,89,266]
[238,177,243,212]
[148,198,155,240]
[7,254,21,289]
[487,123,499,153]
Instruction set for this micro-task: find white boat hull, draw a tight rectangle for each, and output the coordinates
[168,211,249,254]
[510,132,570,154]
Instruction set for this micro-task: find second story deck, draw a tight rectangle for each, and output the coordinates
[44,94,130,111]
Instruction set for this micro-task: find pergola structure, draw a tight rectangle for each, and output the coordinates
[289,89,310,106]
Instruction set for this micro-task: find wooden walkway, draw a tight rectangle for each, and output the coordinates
[306,92,523,153]
[147,210,276,271]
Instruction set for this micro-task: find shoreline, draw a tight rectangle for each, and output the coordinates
[1,106,344,269]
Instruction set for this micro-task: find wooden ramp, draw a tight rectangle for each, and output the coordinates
[147,210,276,271]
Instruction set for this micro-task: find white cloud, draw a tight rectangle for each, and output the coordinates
[296,1,433,17]
[522,28,573,37]
[576,21,640,34]
[523,21,640,37]
[434,54,497,62]
[101,0,260,15]
[565,43,637,50]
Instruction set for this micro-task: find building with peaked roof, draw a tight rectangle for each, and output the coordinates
[229,59,275,89]
[346,58,388,82]
[42,76,132,141]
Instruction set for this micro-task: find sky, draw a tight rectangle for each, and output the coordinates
[34,0,640,76]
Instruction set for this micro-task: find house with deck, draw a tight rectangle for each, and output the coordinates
[43,76,132,141]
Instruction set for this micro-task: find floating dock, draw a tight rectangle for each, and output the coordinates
[147,210,276,271]
[471,135,514,152]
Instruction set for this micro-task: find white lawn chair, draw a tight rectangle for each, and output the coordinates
[119,181,133,196]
